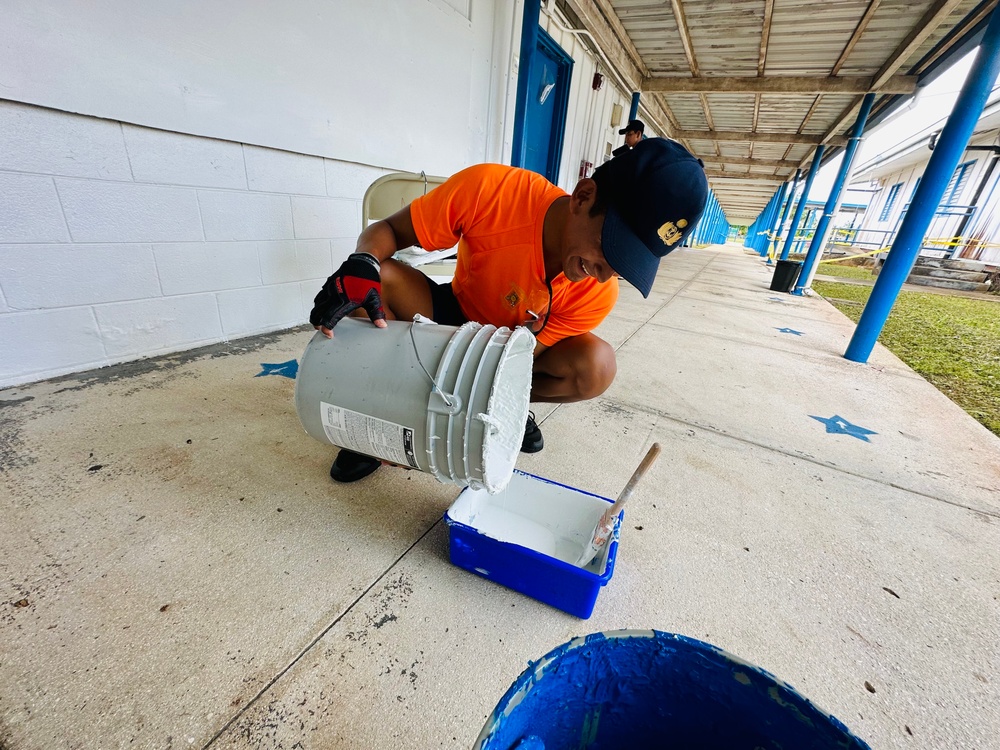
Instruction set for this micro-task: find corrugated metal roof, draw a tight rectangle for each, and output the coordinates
[560,0,998,224]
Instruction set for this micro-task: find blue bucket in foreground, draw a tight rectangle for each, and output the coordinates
[474,630,871,750]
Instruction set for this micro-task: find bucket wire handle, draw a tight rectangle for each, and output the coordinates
[408,319,456,409]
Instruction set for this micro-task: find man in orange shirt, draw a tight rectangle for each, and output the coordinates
[310,138,708,482]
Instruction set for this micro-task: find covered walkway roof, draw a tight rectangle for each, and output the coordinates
[560,0,999,224]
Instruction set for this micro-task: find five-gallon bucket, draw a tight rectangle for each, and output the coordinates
[474,630,871,750]
[295,318,535,493]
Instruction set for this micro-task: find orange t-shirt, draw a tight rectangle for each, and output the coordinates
[409,164,618,347]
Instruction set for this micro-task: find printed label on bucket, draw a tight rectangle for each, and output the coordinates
[320,402,418,468]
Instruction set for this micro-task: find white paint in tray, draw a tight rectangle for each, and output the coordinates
[447,471,616,571]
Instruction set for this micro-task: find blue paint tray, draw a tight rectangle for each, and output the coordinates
[444,470,621,618]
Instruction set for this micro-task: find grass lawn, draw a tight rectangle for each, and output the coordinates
[813,281,1000,438]
[816,261,879,281]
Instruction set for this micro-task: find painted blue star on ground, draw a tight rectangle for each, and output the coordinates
[256,360,298,379]
[775,327,804,335]
[810,414,877,442]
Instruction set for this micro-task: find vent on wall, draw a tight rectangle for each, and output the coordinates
[610,104,623,129]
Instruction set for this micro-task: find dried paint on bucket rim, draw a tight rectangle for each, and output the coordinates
[474,630,872,749]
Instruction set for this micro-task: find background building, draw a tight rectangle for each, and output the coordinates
[849,90,1000,263]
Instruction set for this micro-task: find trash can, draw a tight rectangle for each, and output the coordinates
[769,259,803,292]
[473,630,870,750]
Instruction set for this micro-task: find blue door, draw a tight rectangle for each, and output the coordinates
[512,24,573,183]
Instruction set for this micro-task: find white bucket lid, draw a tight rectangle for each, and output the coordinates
[477,326,535,493]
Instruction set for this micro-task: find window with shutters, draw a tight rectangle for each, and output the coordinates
[942,161,974,205]
[879,183,902,222]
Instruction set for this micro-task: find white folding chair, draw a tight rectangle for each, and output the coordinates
[362,171,456,267]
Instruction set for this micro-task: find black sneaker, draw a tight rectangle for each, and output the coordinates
[330,449,381,483]
[521,411,544,453]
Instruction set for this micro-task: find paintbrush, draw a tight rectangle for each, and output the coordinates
[575,442,661,567]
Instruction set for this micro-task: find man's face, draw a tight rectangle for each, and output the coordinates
[563,181,618,285]
[624,129,642,147]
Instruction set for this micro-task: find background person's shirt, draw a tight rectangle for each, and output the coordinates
[409,164,618,347]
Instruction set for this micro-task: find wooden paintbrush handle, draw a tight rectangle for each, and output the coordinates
[610,443,660,513]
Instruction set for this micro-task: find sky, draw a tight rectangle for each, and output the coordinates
[804,50,982,204]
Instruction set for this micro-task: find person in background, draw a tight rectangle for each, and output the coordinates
[612,119,645,157]
[309,138,708,483]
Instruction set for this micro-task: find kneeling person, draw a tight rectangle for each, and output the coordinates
[309,138,708,482]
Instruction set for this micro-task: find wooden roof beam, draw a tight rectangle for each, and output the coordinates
[700,156,801,169]
[560,0,646,89]
[871,0,968,90]
[705,171,789,182]
[642,75,917,94]
[560,0,677,138]
[587,0,650,80]
[674,130,848,146]
[758,0,775,76]
[669,0,701,77]
[832,0,882,75]
[809,0,960,161]
[665,0,719,154]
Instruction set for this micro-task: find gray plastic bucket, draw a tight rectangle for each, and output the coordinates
[474,630,871,750]
[295,318,534,493]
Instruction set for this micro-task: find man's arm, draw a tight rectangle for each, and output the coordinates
[355,206,421,263]
[309,206,422,336]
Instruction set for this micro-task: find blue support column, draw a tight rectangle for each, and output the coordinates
[773,169,801,257]
[708,194,720,245]
[744,215,756,249]
[751,200,768,253]
[694,196,707,245]
[629,92,640,122]
[750,199,766,253]
[780,145,825,260]
[764,182,789,262]
[708,197,717,244]
[758,193,775,256]
[846,7,1000,363]
[793,93,875,295]
[702,197,712,244]
[757,188,781,258]
[713,197,723,243]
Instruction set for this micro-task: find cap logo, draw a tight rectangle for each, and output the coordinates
[657,219,688,247]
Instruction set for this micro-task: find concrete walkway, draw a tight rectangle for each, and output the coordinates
[2,244,998,749]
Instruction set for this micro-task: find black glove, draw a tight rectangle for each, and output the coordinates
[309,253,386,331]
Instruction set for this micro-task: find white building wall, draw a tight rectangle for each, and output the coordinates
[857,160,999,259]
[2,0,507,176]
[0,0,525,388]
[0,99,389,387]
[0,0,644,388]
[961,159,1000,263]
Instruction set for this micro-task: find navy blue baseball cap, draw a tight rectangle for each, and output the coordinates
[593,137,708,297]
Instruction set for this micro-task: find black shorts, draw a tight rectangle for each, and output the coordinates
[424,277,469,326]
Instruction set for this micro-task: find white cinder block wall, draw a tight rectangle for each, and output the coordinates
[1,0,640,388]
[0,100,386,388]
